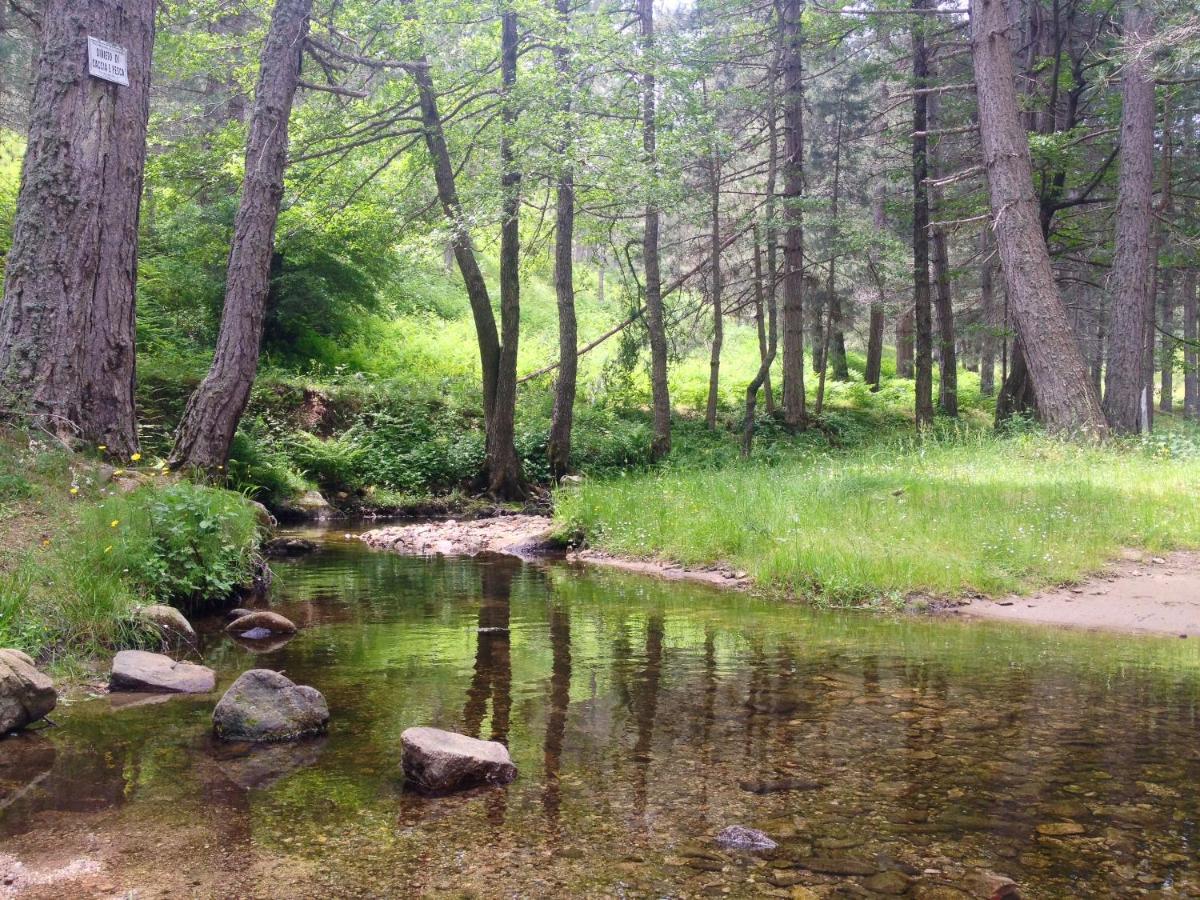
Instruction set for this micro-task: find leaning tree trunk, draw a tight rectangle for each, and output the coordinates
[911,0,934,428]
[485,7,525,498]
[640,0,671,458]
[170,0,312,471]
[779,0,807,427]
[547,0,576,482]
[0,0,156,455]
[969,0,1107,436]
[1102,2,1155,434]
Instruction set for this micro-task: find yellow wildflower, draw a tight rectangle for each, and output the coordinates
[97,445,107,451]
[112,469,124,476]
[130,452,142,462]
[69,486,79,495]
[110,519,120,528]
[41,539,50,547]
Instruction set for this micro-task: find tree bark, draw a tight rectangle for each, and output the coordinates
[170,0,310,470]
[547,0,576,482]
[704,132,723,429]
[911,0,934,428]
[1156,93,1174,414]
[0,0,156,455]
[1185,269,1198,418]
[978,229,996,396]
[969,0,1107,436]
[779,0,806,427]
[486,6,525,498]
[932,227,958,415]
[865,32,891,393]
[640,0,670,457]
[1102,2,1155,434]
[896,310,915,378]
[742,226,777,457]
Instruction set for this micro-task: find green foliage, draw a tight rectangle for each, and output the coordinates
[82,482,263,614]
[0,436,263,661]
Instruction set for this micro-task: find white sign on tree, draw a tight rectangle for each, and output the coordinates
[87,36,129,86]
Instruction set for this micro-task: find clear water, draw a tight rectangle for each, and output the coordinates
[3,528,1200,898]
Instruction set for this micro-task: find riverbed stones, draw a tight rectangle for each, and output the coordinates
[212,670,328,742]
[109,650,215,694]
[400,726,517,792]
[1035,821,1085,836]
[135,604,196,645]
[225,611,297,637]
[0,650,56,734]
[714,826,777,852]
[863,871,913,895]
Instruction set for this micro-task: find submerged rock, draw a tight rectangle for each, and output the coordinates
[209,736,327,790]
[797,857,878,876]
[738,776,822,794]
[0,650,56,734]
[264,537,317,558]
[226,611,297,637]
[110,650,215,694]
[213,670,328,742]
[864,871,913,895]
[135,604,196,645]
[714,826,777,851]
[400,726,517,793]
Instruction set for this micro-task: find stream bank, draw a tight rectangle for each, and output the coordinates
[359,516,1200,637]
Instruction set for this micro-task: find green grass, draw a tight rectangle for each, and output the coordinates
[555,427,1200,606]
[0,435,263,667]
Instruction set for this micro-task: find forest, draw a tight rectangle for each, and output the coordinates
[1,0,1200,896]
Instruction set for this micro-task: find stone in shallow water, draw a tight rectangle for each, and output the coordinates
[864,871,912,895]
[110,650,215,694]
[714,826,776,852]
[1035,821,1086,836]
[135,605,196,645]
[0,649,56,733]
[213,669,328,742]
[226,611,297,636]
[798,857,877,876]
[239,627,274,641]
[400,726,516,793]
[737,776,822,794]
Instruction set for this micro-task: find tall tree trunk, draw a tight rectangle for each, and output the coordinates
[970,0,1107,436]
[865,32,891,393]
[1185,269,1199,418]
[896,310,915,377]
[704,135,723,429]
[0,0,156,455]
[640,0,670,458]
[487,7,525,498]
[742,226,777,457]
[1156,93,1174,414]
[1102,2,1155,434]
[978,229,996,396]
[932,227,958,415]
[911,0,934,428]
[779,0,806,427]
[170,0,310,470]
[547,0,576,482]
[815,93,845,415]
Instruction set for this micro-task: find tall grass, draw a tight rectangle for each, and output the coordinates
[555,430,1200,605]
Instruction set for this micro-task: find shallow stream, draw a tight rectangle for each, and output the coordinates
[2,527,1200,897]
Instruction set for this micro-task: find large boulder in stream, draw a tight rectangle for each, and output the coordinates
[0,649,56,734]
[213,670,328,742]
[110,650,215,694]
[400,726,517,793]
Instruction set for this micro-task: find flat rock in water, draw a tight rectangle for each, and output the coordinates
[798,857,878,876]
[0,650,56,733]
[110,650,215,694]
[714,826,777,851]
[135,604,196,644]
[400,726,517,793]
[1035,821,1085,836]
[213,669,329,742]
[738,776,822,794]
[361,515,559,559]
[226,611,297,636]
